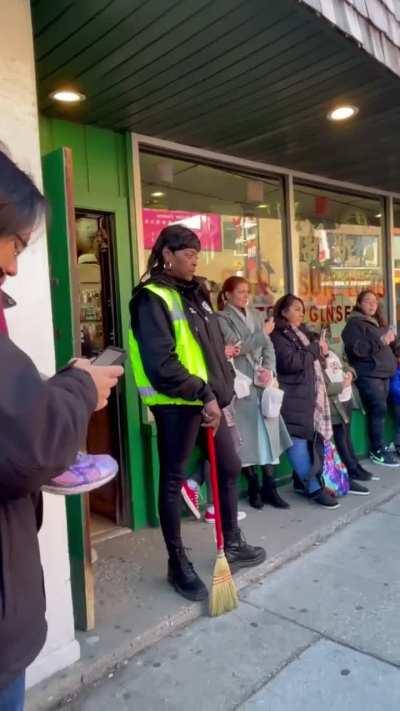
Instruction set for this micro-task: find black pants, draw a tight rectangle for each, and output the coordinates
[152,405,240,557]
[332,421,359,478]
[356,377,389,452]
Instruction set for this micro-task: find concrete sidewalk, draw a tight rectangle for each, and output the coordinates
[27,463,400,710]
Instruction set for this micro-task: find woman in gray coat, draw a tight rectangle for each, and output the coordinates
[217,277,292,509]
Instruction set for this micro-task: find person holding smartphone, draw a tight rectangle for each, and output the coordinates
[129,225,266,602]
[217,276,291,510]
[0,149,123,711]
[342,290,398,467]
[271,294,339,508]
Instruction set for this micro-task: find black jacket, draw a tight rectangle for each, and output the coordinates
[271,322,321,440]
[342,311,397,379]
[0,335,96,688]
[130,273,234,409]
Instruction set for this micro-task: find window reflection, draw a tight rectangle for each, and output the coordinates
[293,184,385,351]
[140,152,286,313]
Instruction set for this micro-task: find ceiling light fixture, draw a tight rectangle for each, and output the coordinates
[257,203,268,209]
[151,191,165,198]
[327,105,358,121]
[49,89,86,103]
[376,213,382,218]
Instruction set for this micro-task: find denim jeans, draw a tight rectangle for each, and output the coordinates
[286,437,321,495]
[356,377,389,452]
[392,403,400,447]
[0,673,25,711]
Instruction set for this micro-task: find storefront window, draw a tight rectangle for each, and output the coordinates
[293,184,385,350]
[139,152,286,314]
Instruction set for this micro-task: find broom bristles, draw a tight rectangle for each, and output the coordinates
[209,551,239,617]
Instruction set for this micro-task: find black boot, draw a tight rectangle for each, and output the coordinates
[224,529,266,572]
[261,467,290,508]
[243,466,264,509]
[168,548,208,602]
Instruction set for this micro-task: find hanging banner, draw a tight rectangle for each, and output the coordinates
[142,208,222,251]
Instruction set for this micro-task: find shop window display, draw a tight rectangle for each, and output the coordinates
[139,152,286,314]
[293,184,385,352]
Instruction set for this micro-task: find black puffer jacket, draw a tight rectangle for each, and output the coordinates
[342,310,397,379]
[271,322,321,440]
[0,335,96,688]
[130,273,234,409]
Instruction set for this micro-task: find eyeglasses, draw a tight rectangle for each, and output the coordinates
[13,234,28,257]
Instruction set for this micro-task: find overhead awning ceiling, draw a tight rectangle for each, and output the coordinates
[32,0,400,193]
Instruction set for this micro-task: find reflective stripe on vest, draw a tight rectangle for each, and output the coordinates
[129,283,208,406]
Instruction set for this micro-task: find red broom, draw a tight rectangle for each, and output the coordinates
[206,427,238,616]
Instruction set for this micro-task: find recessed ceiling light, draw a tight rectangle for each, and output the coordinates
[49,89,86,103]
[376,213,382,218]
[257,203,268,208]
[151,191,165,198]
[327,105,358,121]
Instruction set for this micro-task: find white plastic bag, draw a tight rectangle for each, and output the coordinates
[261,384,284,418]
[231,362,252,399]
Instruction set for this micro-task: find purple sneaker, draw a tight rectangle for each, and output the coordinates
[43,452,119,495]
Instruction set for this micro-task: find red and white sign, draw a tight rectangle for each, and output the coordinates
[142,209,222,251]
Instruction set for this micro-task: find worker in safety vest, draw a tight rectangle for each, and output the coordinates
[129,225,266,601]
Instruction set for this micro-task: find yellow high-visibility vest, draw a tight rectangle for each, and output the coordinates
[129,283,208,406]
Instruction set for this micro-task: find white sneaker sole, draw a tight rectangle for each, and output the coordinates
[204,511,247,524]
[42,471,117,496]
[181,488,201,520]
[348,490,370,496]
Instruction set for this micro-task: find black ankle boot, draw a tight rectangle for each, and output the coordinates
[224,529,266,573]
[243,467,264,509]
[168,548,208,602]
[261,468,290,509]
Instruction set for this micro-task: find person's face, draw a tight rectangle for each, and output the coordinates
[283,299,305,327]
[0,233,29,285]
[163,246,199,281]
[226,282,249,309]
[359,292,378,317]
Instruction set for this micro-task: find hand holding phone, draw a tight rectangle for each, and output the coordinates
[92,346,126,366]
[73,355,124,411]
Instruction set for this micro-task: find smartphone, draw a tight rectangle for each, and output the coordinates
[92,346,126,366]
[320,328,327,340]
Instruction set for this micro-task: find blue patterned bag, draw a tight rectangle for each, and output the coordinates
[322,440,349,496]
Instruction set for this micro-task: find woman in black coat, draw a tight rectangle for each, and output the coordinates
[271,294,339,509]
[0,149,123,710]
[342,290,398,467]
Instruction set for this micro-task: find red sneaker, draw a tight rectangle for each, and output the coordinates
[181,481,201,520]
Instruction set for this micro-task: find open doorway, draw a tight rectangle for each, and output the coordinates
[76,209,128,543]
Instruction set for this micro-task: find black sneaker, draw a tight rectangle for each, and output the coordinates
[293,471,307,495]
[313,487,340,509]
[349,479,370,496]
[168,549,208,602]
[224,529,266,573]
[351,465,373,482]
[369,448,400,467]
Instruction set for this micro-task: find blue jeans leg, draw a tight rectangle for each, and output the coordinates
[0,672,25,711]
[287,438,321,495]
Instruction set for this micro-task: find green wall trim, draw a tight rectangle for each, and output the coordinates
[40,116,151,530]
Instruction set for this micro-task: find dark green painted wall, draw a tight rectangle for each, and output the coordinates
[40,116,151,529]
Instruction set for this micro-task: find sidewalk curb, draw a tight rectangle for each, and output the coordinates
[26,481,400,711]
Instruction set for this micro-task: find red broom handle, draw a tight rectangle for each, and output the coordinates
[206,427,224,552]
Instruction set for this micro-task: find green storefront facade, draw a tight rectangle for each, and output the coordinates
[39,115,384,535]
